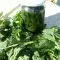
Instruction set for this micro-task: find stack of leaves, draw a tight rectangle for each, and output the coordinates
[0,11,60,60]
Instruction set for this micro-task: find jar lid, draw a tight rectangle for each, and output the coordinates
[19,0,46,7]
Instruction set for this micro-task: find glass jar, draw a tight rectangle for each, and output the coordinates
[14,0,46,33]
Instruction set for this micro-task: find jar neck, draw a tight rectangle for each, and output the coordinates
[21,5,44,13]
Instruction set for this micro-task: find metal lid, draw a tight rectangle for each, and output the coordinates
[19,0,46,7]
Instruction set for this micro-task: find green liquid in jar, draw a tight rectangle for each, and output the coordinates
[14,6,45,33]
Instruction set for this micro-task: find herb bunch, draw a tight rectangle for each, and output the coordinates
[0,11,60,60]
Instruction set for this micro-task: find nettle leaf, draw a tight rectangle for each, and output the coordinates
[24,55,30,60]
[43,28,55,41]
[32,51,41,60]
[0,40,7,49]
[11,27,21,41]
[0,33,4,40]
[18,56,24,60]
[34,34,55,49]
[7,47,22,60]
[55,42,60,50]
[58,53,60,60]
[13,11,24,27]
[48,52,58,60]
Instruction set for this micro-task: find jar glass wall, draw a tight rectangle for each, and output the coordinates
[20,6,45,33]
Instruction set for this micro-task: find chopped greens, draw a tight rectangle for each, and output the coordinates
[0,10,60,60]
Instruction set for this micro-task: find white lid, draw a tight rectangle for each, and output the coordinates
[19,0,46,7]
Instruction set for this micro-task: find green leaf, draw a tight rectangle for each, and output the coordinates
[18,56,24,60]
[0,40,7,49]
[24,55,30,60]
[32,51,41,60]
[7,47,22,60]
[43,28,55,41]
[48,52,58,60]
